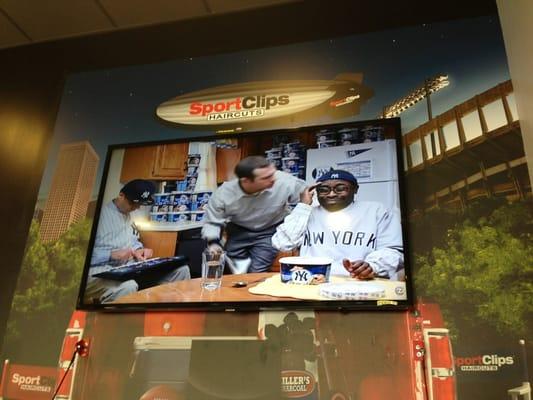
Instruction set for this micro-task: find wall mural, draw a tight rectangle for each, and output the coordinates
[1,15,530,400]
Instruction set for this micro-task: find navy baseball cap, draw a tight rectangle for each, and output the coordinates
[120,179,156,205]
[316,170,358,186]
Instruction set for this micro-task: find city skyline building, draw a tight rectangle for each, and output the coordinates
[39,141,99,242]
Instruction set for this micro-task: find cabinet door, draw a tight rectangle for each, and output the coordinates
[216,147,241,183]
[240,136,262,159]
[152,143,188,179]
[120,146,157,183]
[139,231,178,258]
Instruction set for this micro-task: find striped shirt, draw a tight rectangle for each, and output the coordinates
[90,200,143,266]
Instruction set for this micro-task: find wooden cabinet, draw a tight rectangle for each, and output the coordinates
[152,143,188,179]
[120,146,157,182]
[139,231,178,258]
[240,135,262,159]
[120,143,188,183]
[216,147,241,183]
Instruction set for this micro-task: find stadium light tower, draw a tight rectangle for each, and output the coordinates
[380,74,449,119]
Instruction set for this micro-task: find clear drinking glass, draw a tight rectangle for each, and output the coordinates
[201,249,226,291]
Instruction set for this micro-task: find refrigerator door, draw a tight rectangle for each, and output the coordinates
[306,139,398,183]
[306,140,400,209]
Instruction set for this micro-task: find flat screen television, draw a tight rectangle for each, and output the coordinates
[77,118,412,311]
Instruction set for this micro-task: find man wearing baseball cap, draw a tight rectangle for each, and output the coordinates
[272,169,404,280]
[85,179,190,303]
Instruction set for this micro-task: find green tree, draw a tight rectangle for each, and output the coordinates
[49,218,91,303]
[5,220,55,341]
[3,218,92,365]
[414,201,533,340]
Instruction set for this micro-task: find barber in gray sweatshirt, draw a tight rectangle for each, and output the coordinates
[201,156,306,273]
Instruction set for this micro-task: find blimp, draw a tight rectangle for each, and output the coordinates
[156,73,373,132]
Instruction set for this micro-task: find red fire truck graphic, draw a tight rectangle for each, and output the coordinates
[0,302,459,400]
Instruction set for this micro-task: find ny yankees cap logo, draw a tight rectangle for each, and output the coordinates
[121,179,155,205]
[316,169,358,185]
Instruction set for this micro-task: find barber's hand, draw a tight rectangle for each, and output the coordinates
[300,185,317,205]
[134,248,153,261]
[342,259,375,280]
[110,248,135,262]
[206,242,224,256]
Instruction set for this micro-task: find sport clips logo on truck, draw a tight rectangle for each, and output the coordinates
[11,373,54,393]
[455,354,515,372]
[189,94,290,121]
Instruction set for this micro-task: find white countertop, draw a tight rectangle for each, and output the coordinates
[250,275,407,301]
[136,221,204,232]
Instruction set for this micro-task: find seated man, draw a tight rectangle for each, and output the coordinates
[85,179,190,303]
[272,170,404,280]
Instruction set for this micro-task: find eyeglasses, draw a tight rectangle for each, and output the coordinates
[316,184,351,195]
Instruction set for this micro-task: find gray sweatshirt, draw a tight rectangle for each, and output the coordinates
[201,170,306,241]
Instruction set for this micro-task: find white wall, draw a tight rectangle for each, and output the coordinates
[497,0,533,188]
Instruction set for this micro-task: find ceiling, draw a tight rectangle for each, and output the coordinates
[0,0,298,50]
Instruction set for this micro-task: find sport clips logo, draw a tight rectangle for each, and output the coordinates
[455,354,514,372]
[189,94,290,121]
[11,373,53,393]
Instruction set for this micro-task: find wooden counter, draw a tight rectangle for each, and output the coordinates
[113,272,290,304]
[113,272,407,304]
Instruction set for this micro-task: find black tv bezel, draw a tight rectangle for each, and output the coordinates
[76,117,413,312]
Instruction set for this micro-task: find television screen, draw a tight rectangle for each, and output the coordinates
[77,118,412,310]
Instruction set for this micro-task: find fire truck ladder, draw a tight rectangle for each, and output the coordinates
[423,328,456,400]
[507,339,531,400]
[54,327,84,400]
